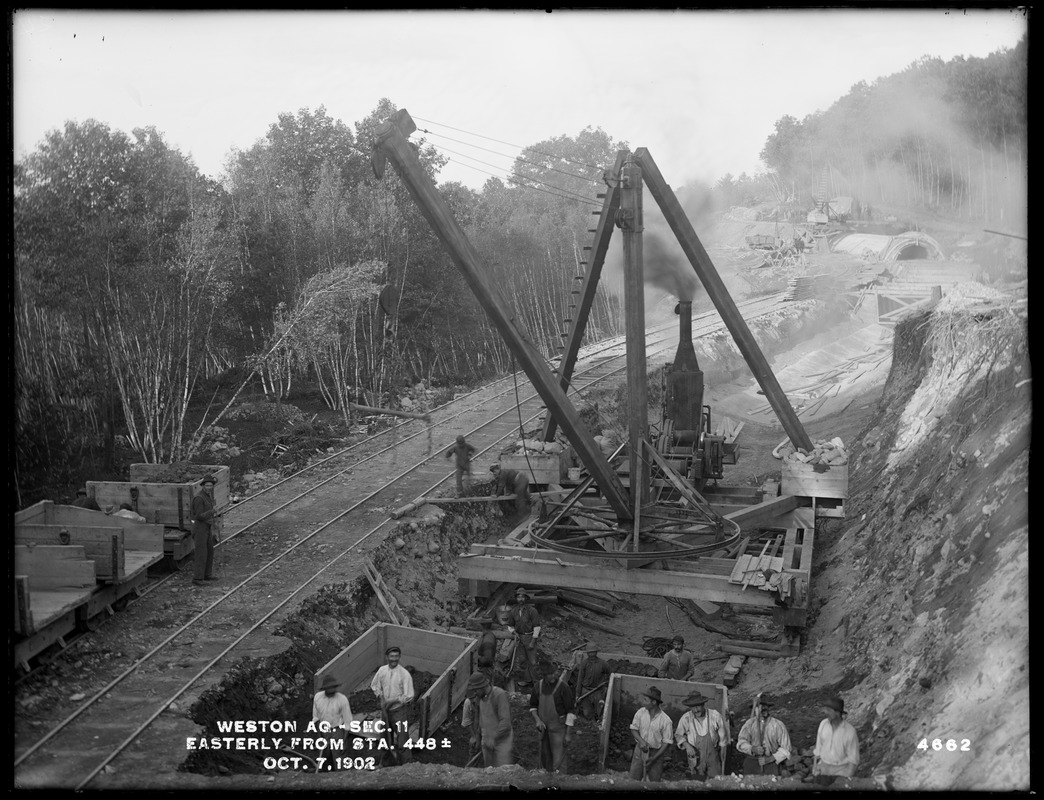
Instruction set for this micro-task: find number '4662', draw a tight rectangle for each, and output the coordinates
[917,738,970,752]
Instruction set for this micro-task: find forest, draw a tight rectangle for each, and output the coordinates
[13,38,1026,506]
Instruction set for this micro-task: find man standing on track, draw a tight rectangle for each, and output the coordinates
[191,474,219,586]
[445,435,477,496]
[370,646,417,764]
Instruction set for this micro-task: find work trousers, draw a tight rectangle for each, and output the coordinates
[193,525,214,581]
[386,701,418,764]
[629,746,665,782]
[481,730,514,767]
[537,691,568,773]
[454,465,471,495]
[515,635,539,683]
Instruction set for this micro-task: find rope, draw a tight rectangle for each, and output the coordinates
[511,356,548,517]
[642,636,673,659]
[431,152,602,208]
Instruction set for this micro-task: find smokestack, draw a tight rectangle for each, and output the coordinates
[668,300,704,441]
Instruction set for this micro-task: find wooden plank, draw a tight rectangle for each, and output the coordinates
[723,494,800,531]
[15,525,125,580]
[15,545,96,590]
[25,589,93,632]
[363,558,409,626]
[458,555,778,607]
[14,500,51,526]
[14,576,32,635]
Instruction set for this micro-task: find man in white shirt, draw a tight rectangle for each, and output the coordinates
[628,686,675,782]
[812,696,859,785]
[675,690,728,780]
[736,694,791,775]
[312,674,352,765]
[370,646,417,764]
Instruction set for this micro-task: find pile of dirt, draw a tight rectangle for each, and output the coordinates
[140,462,220,483]
[733,285,1029,791]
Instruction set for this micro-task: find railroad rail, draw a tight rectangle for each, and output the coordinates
[13,293,787,789]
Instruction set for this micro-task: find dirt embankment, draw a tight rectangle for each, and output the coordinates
[741,291,1029,791]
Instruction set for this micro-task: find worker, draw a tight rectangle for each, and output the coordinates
[370,646,417,764]
[113,502,146,522]
[460,657,497,745]
[445,435,477,496]
[71,488,101,511]
[476,617,498,663]
[464,671,514,767]
[811,696,859,785]
[190,475,220,586]
[657,635,695,681]
[628,686,674,783]
[675,690,728,780]
[529,660,575,773]
[736,694,791,775]
[506,587,542,685]
[572,642,611,720]
[489,463,530,515]
[312,674,352,765]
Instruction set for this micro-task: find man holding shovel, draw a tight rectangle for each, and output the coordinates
[675,690,728,780]
[628,686,674,782]
[529,660,576,773]
[571,642,611,720]
[370,646,416,765]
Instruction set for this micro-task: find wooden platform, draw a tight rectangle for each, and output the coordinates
[12,502,165,671]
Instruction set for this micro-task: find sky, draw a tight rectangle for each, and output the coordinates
[12,9,1028,192]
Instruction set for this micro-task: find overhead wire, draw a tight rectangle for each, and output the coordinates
[412,114,607,172]
[417,127,601,185]
[431,142,602,207]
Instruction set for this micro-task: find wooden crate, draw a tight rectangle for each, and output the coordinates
[314,623,477,740]
[781,462,848,499]
[598,673,730,772]
[87,464,230,530]
[499,454,563,485]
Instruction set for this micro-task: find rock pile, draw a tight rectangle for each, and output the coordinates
[778,437,849,466]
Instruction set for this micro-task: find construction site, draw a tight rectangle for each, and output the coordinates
[13,109,1029,792]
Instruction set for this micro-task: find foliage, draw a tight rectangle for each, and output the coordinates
[757,37,1027,223]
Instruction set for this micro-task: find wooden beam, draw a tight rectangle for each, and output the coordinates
[458,554,778,607]
[15,545,96,590]
[621,158,649,510]
[633,148,813,452]
[723,494,800,532]
[349,402,431,421]
[372,109,631,520]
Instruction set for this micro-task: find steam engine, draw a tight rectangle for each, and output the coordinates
[658,300,725,487]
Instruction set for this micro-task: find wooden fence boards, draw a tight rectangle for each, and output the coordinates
[14,525,125,580]
[15,545,96,591]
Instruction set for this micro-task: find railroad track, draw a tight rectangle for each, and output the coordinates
[13,293,787,789]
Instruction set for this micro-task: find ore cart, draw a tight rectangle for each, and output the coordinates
[87,463,231,560]
[315,623,478,740]
[598,672,730,772]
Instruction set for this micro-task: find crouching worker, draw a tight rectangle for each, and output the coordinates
[489,463,530,514]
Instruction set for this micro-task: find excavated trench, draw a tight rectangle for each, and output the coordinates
[179,284,1028,789]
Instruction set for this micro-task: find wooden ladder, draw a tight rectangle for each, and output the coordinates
[363,557,410,627]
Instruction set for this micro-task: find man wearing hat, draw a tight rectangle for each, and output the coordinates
[506,587,542,685]
[191,475,220,586]
[737,694,791,775]
[445,435,477,496]
[628,686,674,782]
[71,487,101,511]
[489,463,531,515]
[675,691,728,780]
[464,671,514,767]
[529,660,576,773]
[811,696,859,784]
[658,635,695,681]
[571,642,611,720]
[313,674,352,765]
[370,646,416,763]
